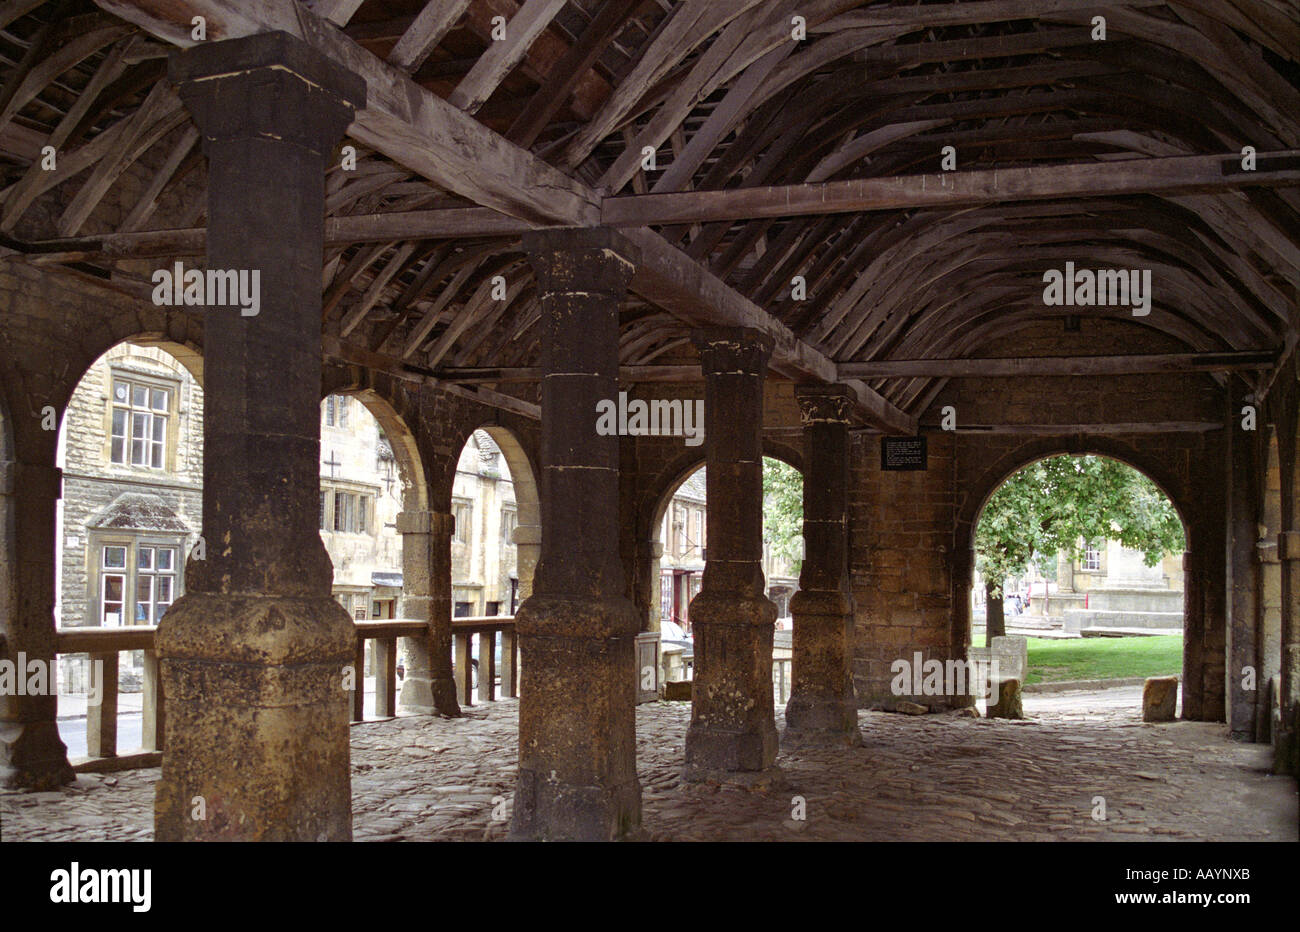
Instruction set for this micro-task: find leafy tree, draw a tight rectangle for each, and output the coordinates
[762,457,803,574]
[975,455,1184,641]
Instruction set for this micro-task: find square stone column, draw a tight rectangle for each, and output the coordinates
[1277,530,1300,774]
[154,32,365,841]
[683,328,781,786]
[0,461,74,788]
[1181,548,1203,721]
[783,386,860,747]
[397,510,459,715]
[1226,387,1259,739]
[511,228,641,841]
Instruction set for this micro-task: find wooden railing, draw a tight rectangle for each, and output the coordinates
[52,615,519,767]
[53,616,789,769]
[353,615,517,721]
[54,624,163,773]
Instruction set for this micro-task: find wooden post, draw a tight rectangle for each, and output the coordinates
[352,639,366,722]
[500,626,517,698]
[477,631,497,702]
[375,638,398,718]
[86,651,118,759]
[142,648,164,752]
[454,632,473,706]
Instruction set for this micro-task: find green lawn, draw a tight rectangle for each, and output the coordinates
[972,628,1184,684]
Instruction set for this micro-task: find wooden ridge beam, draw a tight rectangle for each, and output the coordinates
[909,421,1224,435]
[601,151,1300,226]
[837,351,1276,379]
[433,365,702,383]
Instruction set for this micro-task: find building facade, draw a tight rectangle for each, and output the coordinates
[55,355,520,694]
[451,430,518,617]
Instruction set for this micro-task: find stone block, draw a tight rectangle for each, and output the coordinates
[988,678,1023,719]
[662,680,692,701]
[1143,676,1179,722]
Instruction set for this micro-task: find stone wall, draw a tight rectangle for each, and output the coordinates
[849,430,959,709]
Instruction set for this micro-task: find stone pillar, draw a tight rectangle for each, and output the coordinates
[783,386,859,746]
[155,33,365,841]
[397,509,459,715]
[1256,535,1282,742]
[511,228,640,841]
[0,460,74,788]
[683,328,781,785]
[648,541,665,632]
[1226,393,1259,739]
[1181,549,1204,721]
[1278,529,1300,773]
[512,522,541,602]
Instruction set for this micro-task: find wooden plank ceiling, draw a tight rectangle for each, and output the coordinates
[0,0,1297,430]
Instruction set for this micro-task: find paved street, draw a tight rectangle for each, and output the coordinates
[4,686,1295,842]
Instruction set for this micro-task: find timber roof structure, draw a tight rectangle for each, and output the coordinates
[1,0,1297,432]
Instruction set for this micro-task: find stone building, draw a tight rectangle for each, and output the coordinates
[1059,541,1186,634]
[0,3,1296,845]
[451,429,518,617]
[319,392,404,620]
[55,343,204,690]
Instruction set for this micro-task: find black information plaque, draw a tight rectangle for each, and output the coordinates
[881,435,927,471]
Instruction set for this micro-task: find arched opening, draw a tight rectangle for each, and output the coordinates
[649,454,803,692]
[318,391,414,623]
[969,453,1188,711]
[472,425,540,607]
[442,425,538,699]
[54,340,205,758]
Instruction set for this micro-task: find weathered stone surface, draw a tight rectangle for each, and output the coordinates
[1143,676,1179,722]
[511,228,641,841]
[684,329,782,786]
[153,32,365,842]
[663,681,693,701]
[896,701,929,715]
[784,386,860,748]
[397,510,459,716]
[5,688,1295,843]
[988,678,1024,720]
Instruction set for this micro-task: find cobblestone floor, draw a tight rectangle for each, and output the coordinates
[3,686,1295,842]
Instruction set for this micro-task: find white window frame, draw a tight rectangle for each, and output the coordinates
[109,376,172,469]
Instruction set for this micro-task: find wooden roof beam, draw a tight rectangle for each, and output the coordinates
[601,151,1300,226]
[837,352,1275,379]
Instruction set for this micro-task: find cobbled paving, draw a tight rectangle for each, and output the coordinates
[3,687,1295,842]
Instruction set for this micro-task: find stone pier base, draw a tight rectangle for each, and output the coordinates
[153,592,356,841]
[510,595,641,841]
[783,590,861,747]
[683,591,783,786]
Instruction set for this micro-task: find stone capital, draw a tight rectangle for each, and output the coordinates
[396,509,454,538]
[691,327,774,376]
[795,384,855,426]
[1257,539,1280,564]
[170,31,365,154]
[523,227,637,296]
[1280,531,1300,562]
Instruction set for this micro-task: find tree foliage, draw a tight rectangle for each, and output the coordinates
[762,456,804,573]
[975,455,1184,596]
